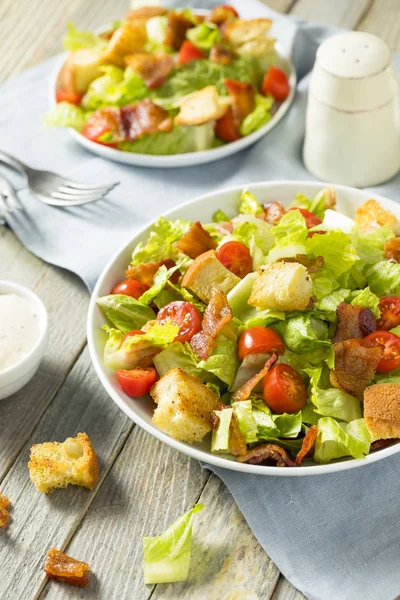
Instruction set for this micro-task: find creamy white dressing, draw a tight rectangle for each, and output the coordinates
[0,293,40,371]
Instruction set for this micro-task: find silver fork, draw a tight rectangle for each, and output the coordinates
[0,150,119,207]
[0,174,22,224]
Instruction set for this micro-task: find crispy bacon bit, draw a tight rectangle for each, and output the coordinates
[124,53,174,89]
[125,6,167,20]
[44,548,90,587]
[384,237,400,262]
[125,259,178,286]
[333,302,376,343]
[174,222,217,259]
[238,443,296,466]
[261,201,285,225]
[330,339,383,399]
[120,99,172,141]
[278,254,325,273]
[210,411,220,430]
[0,492,10,528]
[371,438,400,452]
[231,354,277,403]
[190,290,233,359]
[225,79,256,126]
[164,11,195,50]
[295,426,318,465]
[229,412,247,456]
[210,43,234,64]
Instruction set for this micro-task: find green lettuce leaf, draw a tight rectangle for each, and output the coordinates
[138,265,179,305]
[119,122,215,155]
[153,342,203,378]
[231,218,273,268]
[314,417,371,464]
[187,23,220,49]
[356,225,394,264]
[310,269,341,300]
[97,294,155,333]
[82,66,147,110]
[197,336,239,387]
[273,315,334,367]
[213,209,229,223]
[305,230,359,278]
[314,288,350,312]
[232,400,258,444]
[374,366,400,384]
[306,367,361,422]
[211,408,233,453]
[349,287,380,318]
[290,188,332,220]
[238,189,264,216]
[43,102,88,131]
[273,412,302,438]
[251,397,279,439]
[367,261,400,295]
[142,503,204,584]
[240,94,273,136]
[130,217,191,266]
[63,22,107,51]
[316,209,357,239]
[267,210,308,261]
[166,281,206,313]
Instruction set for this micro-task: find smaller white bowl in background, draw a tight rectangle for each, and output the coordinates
[0,281,48,401]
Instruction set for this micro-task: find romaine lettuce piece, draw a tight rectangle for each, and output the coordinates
[197,336,239,388]
[153,342,203,378]
[213,209,229,223]
[306,367,362,422]
[274,315,333,367]
[43,102,88,131]
[232,400,258,444]
[306,230,359,278]
[97,294,155,333]
[367,261,400,295]
[142,503,204,584]
[139,265,179,305]
[187,23,220,49]
[356,225,394,264]
[272,412,302,438]
[310,269,341,300]
[119,122,216,155]
[314,417,371,463]
[290,188,331,220]
[130,217,191,266]
[240,94,273,136]
[238,190,264,216]
[63,22,107,51]
[267,210,308,261]
[211,408,233,453]
[231,218,273,269]
[316,209,357,238]
[231,353,270,391]
[314,288,351,312]
[81,66,148,110]
[251,397,279,439]
[166,281,206,313]
[349,287,380,318]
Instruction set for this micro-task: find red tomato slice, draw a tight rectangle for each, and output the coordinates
[111,279,150,299]
[116,367,157,397]
[263,364,308,414]
[157,301,202,343]
[55,89,83,105]
[215,108,240,142]
[178,41,206,65]
[365,331,400,373]
[219,4,239,17]
[121,330,144,344]
[288,207,323,228]
[81,109,121,146]
[261,66,290,102]
[238,327,285,361]
[216,241,252,278]
[377,297,400,330]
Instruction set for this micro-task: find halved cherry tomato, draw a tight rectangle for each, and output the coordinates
[219,4,239,17]
[111,279,150,299]
[116,367,157,397]
[288,207,323,228]
[365,331,400,373]
[238,327,285,361]
[81,108,121,146]
[216,241,252,278]
[215,108,240,142]
[261,66,290,102]
[157,301,202,343]
[55,89,83,105]
[121,330,144,344]
[178,41,206,65]
[377,297,400,330]
[263,364,308,413]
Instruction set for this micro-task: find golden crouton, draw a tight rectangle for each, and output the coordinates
[224,18,272,46]
[28,433,99,494]
[175,86,231,127]
[248,262,312,311]
[355,199,400,235]
[58,49,104,95]
[181,250,240,303]
[0,492,10,528]
[236,37,276,58]
[102,21,147,66]
[364,384,400,439]
[151,368,219,443]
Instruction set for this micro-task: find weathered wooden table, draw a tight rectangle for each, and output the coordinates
[0,1,398,598]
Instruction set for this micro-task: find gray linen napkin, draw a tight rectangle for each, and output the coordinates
[1,2,400,598]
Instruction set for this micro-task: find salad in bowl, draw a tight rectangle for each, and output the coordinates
[45,5,294,163]
[92,184,400,470]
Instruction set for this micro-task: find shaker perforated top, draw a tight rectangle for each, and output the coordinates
[317,31,391,79]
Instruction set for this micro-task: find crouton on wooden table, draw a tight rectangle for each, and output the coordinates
[248,262,312,311]
[150,368,219,443]
[181,249,240,303]
[28,432,99,494]
[364,383,400,440]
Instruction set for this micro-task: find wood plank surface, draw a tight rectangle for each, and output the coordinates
[290,0,373,28]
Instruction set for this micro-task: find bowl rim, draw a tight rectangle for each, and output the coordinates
[48,13,297,167]
[87,179,400,476]
[0,280,48,381]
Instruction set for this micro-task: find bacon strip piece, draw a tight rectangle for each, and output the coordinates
[174,222,217,259]
[330,339,383,400]
[124,53,174,89]
[126,259,178,286]
[371,438,400,452]
[278,254,324,273]
[238,443,296,467]
[231,354,277,403]
[261,201,285,225]
[295,425,318,465]
[333,302,376,343]
[0,492,10,528]
[384,237,400,262]
[225,79,256,126]
[120,99,173,142]
[210,43,234,64]
[44,548,90,587]
[190,290,233,359]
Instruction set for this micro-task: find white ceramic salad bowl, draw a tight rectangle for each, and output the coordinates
[87,180,400,476]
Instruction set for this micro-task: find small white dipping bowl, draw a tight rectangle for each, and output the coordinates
[0,281,48,400]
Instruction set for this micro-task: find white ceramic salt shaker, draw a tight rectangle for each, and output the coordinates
[303,31,400,187]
